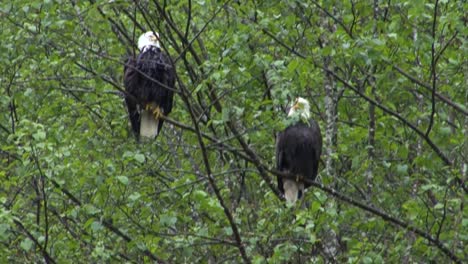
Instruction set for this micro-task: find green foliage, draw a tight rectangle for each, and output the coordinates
[0,0,466,262]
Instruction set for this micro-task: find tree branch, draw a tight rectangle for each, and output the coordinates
[13,219,57,264]
[310,0,353,37]
[174,78,251,263]
[426,0,439,137]
[392,65,467,116]
[227,122,283,199]
[321,67,467,193]
[47,178,164,262]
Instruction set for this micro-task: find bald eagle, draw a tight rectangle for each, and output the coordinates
[124,31,175,141]
[276,97,323,204]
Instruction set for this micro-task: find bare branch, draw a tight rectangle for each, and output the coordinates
[13,219,57,264]
[426,0,439,137]
[175,77,251,263]
[392,65,467,116]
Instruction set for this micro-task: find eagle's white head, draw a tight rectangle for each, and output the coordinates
[288,97,311,120]
[138,31,160,51]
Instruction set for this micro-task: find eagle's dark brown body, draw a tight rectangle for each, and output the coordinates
[123,47,175,140]
[276,119,322,200]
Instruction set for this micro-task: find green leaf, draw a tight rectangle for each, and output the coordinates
[223,227,233,236]
[91,221,103,232]
[32,131,46,140]
[310,201,322,213]
[128,192,141,202]
[221,108,230,122]
[0,223,10,241]
[20,238,33,251]
[83,205,100,215]
[134,153,145,163]
[160,214,177,227]
[397,164,408,175]
[116,176,129,185]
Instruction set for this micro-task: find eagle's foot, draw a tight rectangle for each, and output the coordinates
[152,106,163,119]
[145,104,163,119]
[296,175,304,182]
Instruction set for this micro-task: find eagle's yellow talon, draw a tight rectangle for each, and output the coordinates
[152,106,162,119]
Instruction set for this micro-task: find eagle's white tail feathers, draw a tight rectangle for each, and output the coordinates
[283,179,304,204]
[140,110,159,139]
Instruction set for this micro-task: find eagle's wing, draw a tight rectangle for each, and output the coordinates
[123,57,141,138]
[154,51,176,134]
[276,132,286,195]
[276,128,303,203]
[303,119,322,188]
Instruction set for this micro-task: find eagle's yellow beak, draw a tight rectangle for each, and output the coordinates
[292,99,300,110]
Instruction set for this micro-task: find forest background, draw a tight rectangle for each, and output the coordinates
[0,0,466,263]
